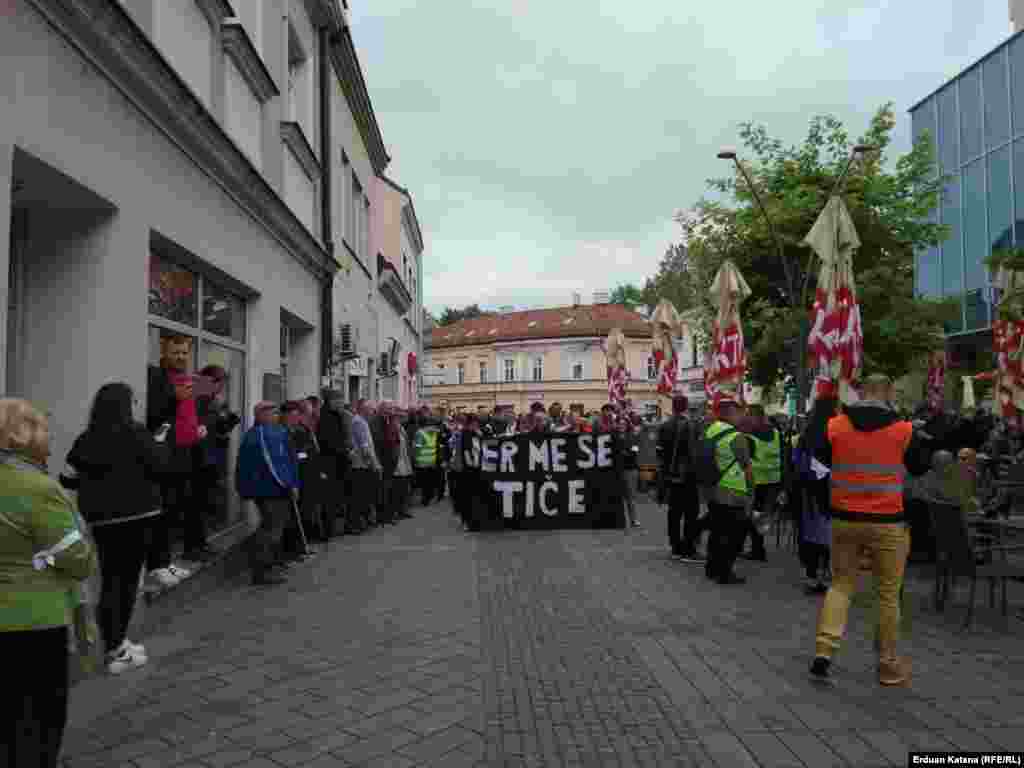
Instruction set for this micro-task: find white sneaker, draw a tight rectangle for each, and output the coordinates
[148,568,179,588]
[167,564,191,580]
[123,639,146,656]
[107,647,147,674]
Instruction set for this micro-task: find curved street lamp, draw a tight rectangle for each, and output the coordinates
[716,144,877,415]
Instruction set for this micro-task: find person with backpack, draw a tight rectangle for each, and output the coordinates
[740,405,784,562]
[657,394,703,561]
[695,396,755,585]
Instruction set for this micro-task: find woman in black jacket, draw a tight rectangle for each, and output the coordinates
[60,383,169,674]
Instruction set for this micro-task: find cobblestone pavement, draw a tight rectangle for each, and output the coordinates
[63,497,1024,767]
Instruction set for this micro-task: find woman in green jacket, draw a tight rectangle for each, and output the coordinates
[1,398,97,767]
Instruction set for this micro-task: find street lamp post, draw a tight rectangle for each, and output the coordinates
[716,144,875,416]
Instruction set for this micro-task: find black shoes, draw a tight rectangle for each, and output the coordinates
[740,551,767,562]
[705,568,746,585]
[183,545,218,563]
[252,567,288,586]
[809,656,832,683]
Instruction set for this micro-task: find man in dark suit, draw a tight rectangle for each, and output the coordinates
[657,394,703,562]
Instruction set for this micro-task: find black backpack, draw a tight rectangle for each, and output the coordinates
[693,426,737,488]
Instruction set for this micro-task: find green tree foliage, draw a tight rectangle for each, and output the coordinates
[645,104,957,390]
[438,303,488,326]
[608,283,645,310]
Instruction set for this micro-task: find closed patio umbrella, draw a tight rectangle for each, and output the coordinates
[650,299,682,396]
[708,260,751,405]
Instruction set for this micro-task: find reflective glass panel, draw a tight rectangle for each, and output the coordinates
[961,68,983,161]
[148,253,197,326]
[963,161,987,291]
[985,51,1010,148]
[938,86,959,173]
[916,248,941,297]
[202,281,246,343]
[1014,140,1024,244]
[1012,37,1024,136]
[912,100,936,166]
[942,178,963,296]
[965,289,989,331]
[990,145,1013,254]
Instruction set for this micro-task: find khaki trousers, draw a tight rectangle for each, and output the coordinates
[815,519,910,663]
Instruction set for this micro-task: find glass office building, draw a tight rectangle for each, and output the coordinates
[910,30,1024,367]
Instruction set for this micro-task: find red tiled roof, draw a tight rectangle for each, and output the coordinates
[426,304,651,349]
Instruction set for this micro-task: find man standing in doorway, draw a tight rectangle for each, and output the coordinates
[657,394,702,562]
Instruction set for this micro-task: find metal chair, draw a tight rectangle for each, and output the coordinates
[928,500,1024,630]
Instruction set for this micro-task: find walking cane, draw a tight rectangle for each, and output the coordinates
[290,494,314,557]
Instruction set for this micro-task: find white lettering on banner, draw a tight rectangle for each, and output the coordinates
[481,440,499,472]
[550,439,568,472]
[494,481,523,517]
[525,483,535,517]
[597,434,613,468]
[568,480,586,514]
[539,481,558,516]
[500,441,518,473]
[577,434,595,469]
[528,441,550,472]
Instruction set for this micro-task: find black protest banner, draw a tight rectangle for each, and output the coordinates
[460,432,625,530]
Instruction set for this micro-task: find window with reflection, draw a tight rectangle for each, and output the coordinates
[984,51,1010,149]
[938,86,959,173]
[1014,140,1024,245]
[963,161,987,292]
[916,248,941,298]
[1012,37,1024,137]
[990,145,1012,256]
[942,178,963,297]
[148,253,197,326]
[203,281,246,343]
[911,100,936,162]
[960,68,983,161]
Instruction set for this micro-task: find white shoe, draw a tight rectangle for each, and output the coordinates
[167,564,191,580]
[148,568,180,588]
[123,639,146,656]
[107,647,147,674]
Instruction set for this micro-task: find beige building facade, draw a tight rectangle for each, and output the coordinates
[424,304,687,415]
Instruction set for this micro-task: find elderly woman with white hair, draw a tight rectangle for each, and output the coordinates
[1,398,97,767]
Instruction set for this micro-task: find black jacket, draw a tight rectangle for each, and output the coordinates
[146,365,196,476]
[657,415,696,482]
[196,396,241,469]
[60,422,169,526]
[317,406,351,472]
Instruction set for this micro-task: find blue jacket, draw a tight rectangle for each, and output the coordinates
[236,424,299,500]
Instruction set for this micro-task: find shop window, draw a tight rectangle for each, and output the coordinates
[149,252,197,326]
[203,280,246,343]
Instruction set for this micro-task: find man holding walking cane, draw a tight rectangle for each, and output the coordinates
[236,402,300,586]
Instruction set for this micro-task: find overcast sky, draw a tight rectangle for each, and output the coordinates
[350,1,1011,316]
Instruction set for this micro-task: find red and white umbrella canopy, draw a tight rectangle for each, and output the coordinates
[604,327,631,407]
[708,260,751,404]
[803,196,863,404]
[651,300,683,395]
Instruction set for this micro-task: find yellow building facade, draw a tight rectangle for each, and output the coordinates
[423,304,676,415]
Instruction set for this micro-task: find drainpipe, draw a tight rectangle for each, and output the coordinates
[318,25,333,390]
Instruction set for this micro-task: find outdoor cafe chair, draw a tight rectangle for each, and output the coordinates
[928,501,1024,630]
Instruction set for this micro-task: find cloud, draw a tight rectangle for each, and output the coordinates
[350,1,1012,315]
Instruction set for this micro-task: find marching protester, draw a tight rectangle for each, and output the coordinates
[700,396,755,585]
[658,394,702,562]
[2,398,97,767]
[236,402,299,586]
[796,396,837,595]
[740,404,784,562]
[60,383,170,674]
[810,374,923,686]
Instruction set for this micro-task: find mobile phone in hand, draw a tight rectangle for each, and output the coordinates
[154,423,172,443]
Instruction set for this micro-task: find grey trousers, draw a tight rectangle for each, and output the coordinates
[250,497,291,573]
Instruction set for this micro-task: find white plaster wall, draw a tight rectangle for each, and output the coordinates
[283,145,315,233]
[153,0,214,108]
[224,57,263,170]
[287,0,318,155]
[1,5,321,472]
